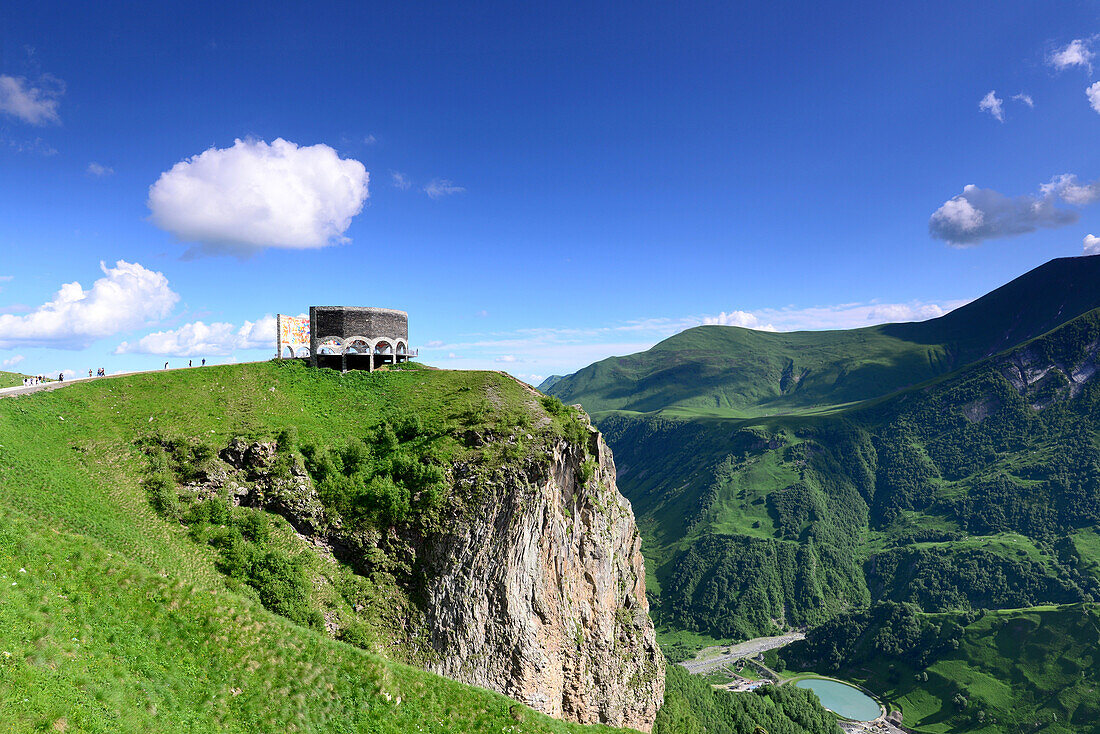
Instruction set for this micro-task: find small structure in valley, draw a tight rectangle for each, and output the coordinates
[276,306,415,372]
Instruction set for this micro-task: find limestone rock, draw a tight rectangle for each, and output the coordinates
[420,423,664,731]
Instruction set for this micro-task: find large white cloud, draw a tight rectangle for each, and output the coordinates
[116,315,277,357]
[0,74,63,125]
[147,138,369,256]
[1088,82,1100,115]
[1040,173,1100,206]
[1085,234,1100,255]
[0,261,179,349]
[929,183,1079,246]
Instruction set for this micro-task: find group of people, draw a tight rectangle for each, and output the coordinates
[20,375,50,386]
[88,368,107,378]
[17,359,210,389]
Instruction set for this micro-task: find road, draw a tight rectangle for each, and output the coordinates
[678,632,806,675]
[0,363,262,399]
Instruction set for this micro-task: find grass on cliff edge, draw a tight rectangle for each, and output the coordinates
[0,360,629,734]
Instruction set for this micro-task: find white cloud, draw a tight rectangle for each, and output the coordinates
[1085,234,1100,255]
[1049,39,1094,72]
[1088,82,1100,114]
[0,74,63,125]
[116,315,277,357]
[424,178,465,199]
[391,171,411,190]
[363,134,377,145]
[495,355,518,363]
[87,162,113,177]
[1040,173,1100,206]
[1012,93,1034,108]
[929,183,1079,246]
[1,355,25,369]
[979,91,1004,122]
[147,138,369,257]
[0,261,179,349]
[702,310,777,331]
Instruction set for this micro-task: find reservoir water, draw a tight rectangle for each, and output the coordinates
[793,678,880,721]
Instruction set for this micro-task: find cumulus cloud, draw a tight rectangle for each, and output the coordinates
[391,171,411,190]
[1012,93,1034,108]
[0,74,64,125]
[1088,82,1100,114]
[1040,173,1100,206]
[929,184,1079,246]
[1,355,25,369]
[147,138,369,257]
[0,261,179,349]
[424,178,465,199]
[1085,234,1100,255]
[1049,39,1094,72]
[702,310,777,331]
[979,91,1004,122]
[116,315,276,357]
[87,162,113,177]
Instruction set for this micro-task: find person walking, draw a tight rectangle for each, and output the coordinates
[164,362,169,370]
[201,358,206,366]
[188,359,192,368]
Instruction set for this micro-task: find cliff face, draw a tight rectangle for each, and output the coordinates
[217,414,664,731]
[420,419,664,731]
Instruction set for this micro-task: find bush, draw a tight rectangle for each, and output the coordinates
[144,472,179,519]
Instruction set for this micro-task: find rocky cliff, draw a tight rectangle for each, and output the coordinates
[421,417,664,731]
[204,410,664,731]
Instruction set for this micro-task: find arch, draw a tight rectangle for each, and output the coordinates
[295,346,311,358]
[374,340,394,355]
[282,345,295,358]
[395,340,408,355]
[317,336,344,355]
[344,337,371,355]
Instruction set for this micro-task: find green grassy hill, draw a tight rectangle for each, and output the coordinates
[0,362,638,734]
[0,360,838,733]
[783,603,1100,734]
[547,255,1100,417]
[1,370,28,388]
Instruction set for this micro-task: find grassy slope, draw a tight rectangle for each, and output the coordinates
[809,605,1100,734]
[0,370,27,388]
[0,361,634,734]
[548,255,1100,417]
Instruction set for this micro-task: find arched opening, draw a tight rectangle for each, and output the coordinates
[295,346,311,358]
[282,345,295,358]
[374,341,393,355]
[344,339,370,355]
[317,337,343,355]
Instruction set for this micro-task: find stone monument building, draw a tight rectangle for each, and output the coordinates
[309,306,412,371]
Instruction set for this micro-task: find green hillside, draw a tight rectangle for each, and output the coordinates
[0,360,839,733]
[545,256,1100,733]
[1,371,27,388]
[783,603,1100,734]
[0,362,635,734]
[547,254,1100,417]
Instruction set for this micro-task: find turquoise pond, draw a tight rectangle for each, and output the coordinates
[793,678,880,721]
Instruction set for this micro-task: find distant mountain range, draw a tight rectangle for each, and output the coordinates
[543,254,1100,417]
[544,254,1100,734]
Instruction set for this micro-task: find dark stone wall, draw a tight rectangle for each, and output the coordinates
[310,306,408,342]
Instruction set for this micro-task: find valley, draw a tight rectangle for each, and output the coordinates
[546,255,1100,734]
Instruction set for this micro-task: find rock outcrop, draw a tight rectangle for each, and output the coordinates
[198,422,664,731]
[421,419,664,731]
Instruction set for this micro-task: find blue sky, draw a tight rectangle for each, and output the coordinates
[3,1,1100,383]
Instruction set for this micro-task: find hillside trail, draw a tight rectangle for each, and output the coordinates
[0,362,264,399]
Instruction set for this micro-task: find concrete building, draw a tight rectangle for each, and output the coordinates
[277,306,414,372]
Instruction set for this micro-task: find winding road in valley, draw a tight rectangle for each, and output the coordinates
[678,632,806,675]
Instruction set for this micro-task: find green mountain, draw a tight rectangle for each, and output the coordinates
[549,254,1100,418]
[547,255,1100,733]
